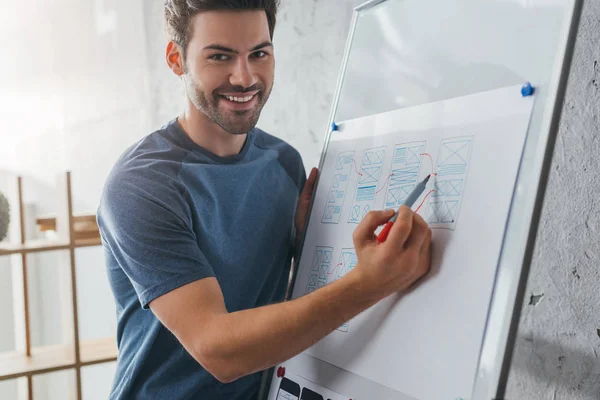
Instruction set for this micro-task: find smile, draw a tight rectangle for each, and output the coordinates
[223,94,255,103]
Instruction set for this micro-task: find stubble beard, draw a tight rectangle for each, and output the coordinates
[183,72,272,135]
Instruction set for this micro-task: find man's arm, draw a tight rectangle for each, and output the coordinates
[150,206,432,383]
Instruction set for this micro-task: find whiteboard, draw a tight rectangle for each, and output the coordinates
[262,0,583,399]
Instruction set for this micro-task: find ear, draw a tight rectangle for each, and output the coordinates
[166,41,185,76]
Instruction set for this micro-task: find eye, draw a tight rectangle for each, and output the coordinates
[209,54,230,61]
[251,51,268,59]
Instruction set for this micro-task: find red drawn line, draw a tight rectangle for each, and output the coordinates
[415,190,435,213]
[350,159,363,176]
[328,263,344,277]
[420,153,437,176]
[376,173,394,194]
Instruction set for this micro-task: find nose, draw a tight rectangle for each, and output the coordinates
[230,58,257,89]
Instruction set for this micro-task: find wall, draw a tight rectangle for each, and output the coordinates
[142,1,599,399]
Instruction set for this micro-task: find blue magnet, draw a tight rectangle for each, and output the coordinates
[521,82,535,97]
[331,122,338,132]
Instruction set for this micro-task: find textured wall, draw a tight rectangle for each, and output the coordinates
[142,1,599,399]
[505,0,600,399]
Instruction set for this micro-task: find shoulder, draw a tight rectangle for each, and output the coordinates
[113,122,191,179]
[253,128,301,161]
[252,128,306,190]
[98,123,192,227]
[107,120,193,188]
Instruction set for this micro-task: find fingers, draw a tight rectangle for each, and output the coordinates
[301,168,318,200]
[419,228,433,274]
[404,212,430,250]
[353,209,395,248]
[384,205,414,247]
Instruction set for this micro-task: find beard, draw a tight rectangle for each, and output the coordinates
[183,73,272,135]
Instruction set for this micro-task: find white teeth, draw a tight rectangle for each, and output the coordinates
[225,95,254,103]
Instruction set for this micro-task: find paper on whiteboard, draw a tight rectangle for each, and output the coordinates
[291,85,534,400]
[267,366,351,400]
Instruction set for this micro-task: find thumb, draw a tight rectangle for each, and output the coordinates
[352,209,395,248]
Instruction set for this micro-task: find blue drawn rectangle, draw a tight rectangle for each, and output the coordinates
[333,248,358,333]
[337,249,358,279]
[432,180,464,197]
[348,146,387,224]
[355,185,376,202]
[427,136,473,230]
[390,165,420,187]
[359,166,383,185]
[386,184,415,208]
[322,151,355,224]
[384,141,426,209]
[448,179,463,196]
[406,144,425,165]
[306,246,333,295]
[442,201,459,223]
[437,139,472,177]
[393,147,407,164]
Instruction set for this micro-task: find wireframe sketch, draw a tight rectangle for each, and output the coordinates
[334,248,358,332]
[384,141,426,209]
[305,247,334,294]
[322,151,355,224]
[348,146,387,224]
[426,137,473,229]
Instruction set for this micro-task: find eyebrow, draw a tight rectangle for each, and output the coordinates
[203,41,273,54]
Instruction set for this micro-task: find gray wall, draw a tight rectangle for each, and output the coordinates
[141,0,599,399]
[505,0,600,398]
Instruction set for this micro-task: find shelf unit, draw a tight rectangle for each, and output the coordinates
[0,172,117,399]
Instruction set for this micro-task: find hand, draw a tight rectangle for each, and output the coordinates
[295,168,318,244]
[350,206,432,300]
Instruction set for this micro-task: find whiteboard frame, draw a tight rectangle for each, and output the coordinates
[261,0,584,399]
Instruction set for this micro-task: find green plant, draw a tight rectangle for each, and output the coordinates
[0,191,9,242]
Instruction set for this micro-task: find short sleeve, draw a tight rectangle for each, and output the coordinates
[97,167,215,309]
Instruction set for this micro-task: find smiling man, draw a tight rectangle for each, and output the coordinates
[97,1,432,399]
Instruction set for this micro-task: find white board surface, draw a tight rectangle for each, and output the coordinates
[285,86,534,400]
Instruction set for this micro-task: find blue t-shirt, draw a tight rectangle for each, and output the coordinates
[97,119,306,400]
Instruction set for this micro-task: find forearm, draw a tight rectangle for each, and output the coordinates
[196,269,378,382]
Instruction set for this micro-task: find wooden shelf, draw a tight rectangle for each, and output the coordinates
[0,338,117,382]
[80,337,118,366]
[1,172,109,399]
[0,237,102,257]
[73,237,102,249]
[0,239,71,256]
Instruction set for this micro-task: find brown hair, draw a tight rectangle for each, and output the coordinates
[164,0,280,60]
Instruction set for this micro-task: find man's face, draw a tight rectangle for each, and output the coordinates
[182,10,275,135]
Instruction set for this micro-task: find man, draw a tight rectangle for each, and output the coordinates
[97,1,432,399]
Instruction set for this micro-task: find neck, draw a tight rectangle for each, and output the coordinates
[178,100,248,158]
